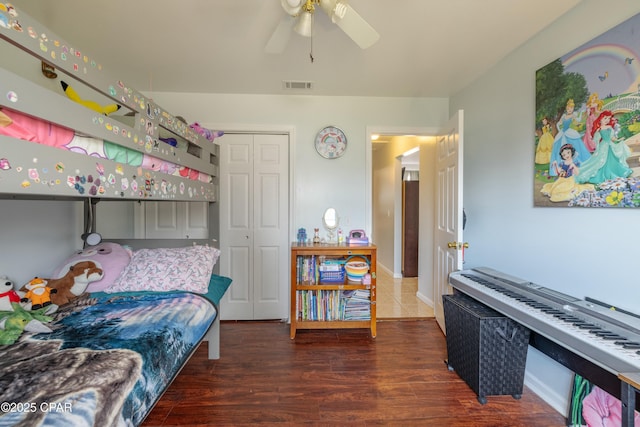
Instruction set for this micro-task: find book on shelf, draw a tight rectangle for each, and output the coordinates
[296,255,318,284]
[296,289,371,321]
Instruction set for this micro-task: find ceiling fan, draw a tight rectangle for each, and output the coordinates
[265,0,380,54]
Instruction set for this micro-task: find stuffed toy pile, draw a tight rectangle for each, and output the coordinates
[0,276,54,345]
[0,304,53,345]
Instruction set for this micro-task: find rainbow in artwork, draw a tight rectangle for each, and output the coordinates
[563,43,640,71]
[562,43,640,93]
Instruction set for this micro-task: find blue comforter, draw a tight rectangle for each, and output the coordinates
[0,291,216,427]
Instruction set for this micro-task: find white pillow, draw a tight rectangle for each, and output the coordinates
[106,245,220,294]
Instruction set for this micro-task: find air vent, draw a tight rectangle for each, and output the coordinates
[283,80,314,90]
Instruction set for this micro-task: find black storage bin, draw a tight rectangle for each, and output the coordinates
[443,293,530,404]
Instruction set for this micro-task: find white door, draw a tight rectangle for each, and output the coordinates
[434,110,464,332]
[220,133,289,320]
[143,201,208,239]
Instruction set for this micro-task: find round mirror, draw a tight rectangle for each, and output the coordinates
[322,208,339,243]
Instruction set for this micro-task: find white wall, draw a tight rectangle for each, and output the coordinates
[450,0,640,415]
[0,200,81,285]
[418,142,436,307]
[146,92,449,240]
[372,142,396,270]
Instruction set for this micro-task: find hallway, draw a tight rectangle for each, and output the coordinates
[376,267,435,319]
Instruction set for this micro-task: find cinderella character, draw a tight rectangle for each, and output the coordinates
[549,99,591,176]
[575,110,633,185]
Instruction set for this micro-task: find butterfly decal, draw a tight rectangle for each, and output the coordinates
[598,71,608,81]
[625,57,635,65]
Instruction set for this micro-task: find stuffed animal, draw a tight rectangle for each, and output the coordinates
[188,122,224,142]
[142,154,178,175]
[60,81,121,115]
[51,242,131,293]
[47,260,103,306]
[20,277,57,311]
[0,304,53,345]
[0,276,21,311]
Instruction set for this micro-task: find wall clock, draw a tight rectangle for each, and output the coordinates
[315,126,347,159]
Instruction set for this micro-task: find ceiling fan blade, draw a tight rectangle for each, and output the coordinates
[328,2,380,49]
[265,15,296,54]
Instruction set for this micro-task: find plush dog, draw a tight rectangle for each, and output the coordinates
[0,276,21,312]
[47,261,104,306]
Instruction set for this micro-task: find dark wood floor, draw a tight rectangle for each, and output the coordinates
[142,319,566,426]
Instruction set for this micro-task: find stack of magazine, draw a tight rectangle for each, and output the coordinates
[341,289,371,320]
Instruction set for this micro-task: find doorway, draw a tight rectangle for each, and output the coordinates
[369,130,437,314]
[401,165,419,277]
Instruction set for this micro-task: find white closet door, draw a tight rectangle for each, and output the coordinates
[220,133,289,320]
[144,201,208,239]
[183,202,209,239]
[252,135,289,319]
[221,134,253,319]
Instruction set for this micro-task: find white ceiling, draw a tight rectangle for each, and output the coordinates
[16,0,581,98]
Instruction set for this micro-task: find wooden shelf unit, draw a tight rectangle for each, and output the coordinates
[290,243,377,339]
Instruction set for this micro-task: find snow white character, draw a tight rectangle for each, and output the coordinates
[541,143,594,202]
[575,110,633,185]
[548,99,591,176]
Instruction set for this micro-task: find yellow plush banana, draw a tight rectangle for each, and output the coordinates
[60,81,121,115]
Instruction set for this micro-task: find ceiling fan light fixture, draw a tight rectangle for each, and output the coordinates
[294,11,313,37]
[331,1,348,23]
[281,0,304,16]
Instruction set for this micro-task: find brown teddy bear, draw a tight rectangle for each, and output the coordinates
[46,261,104,306]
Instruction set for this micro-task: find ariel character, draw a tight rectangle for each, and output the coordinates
[583,92,603,153]
[575,110,633,185]
[549,99,591,176]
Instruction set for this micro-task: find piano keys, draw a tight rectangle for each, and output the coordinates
[449,267,640,375]
[449,267,640,426]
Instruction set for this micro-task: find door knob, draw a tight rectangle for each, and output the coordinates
[447,242,469,249]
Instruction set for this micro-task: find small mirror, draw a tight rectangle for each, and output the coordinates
[322,207,339,243]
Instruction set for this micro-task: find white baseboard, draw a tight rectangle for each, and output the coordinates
[416,290,434,307]
[377,262,402,278]
[524,371,569,418]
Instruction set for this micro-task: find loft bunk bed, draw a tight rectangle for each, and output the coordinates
[0,4,230,426]
[0,6,219,201]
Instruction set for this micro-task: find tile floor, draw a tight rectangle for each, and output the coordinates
[375,267,435,319]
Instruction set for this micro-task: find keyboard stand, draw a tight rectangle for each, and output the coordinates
[619,372,640,427]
